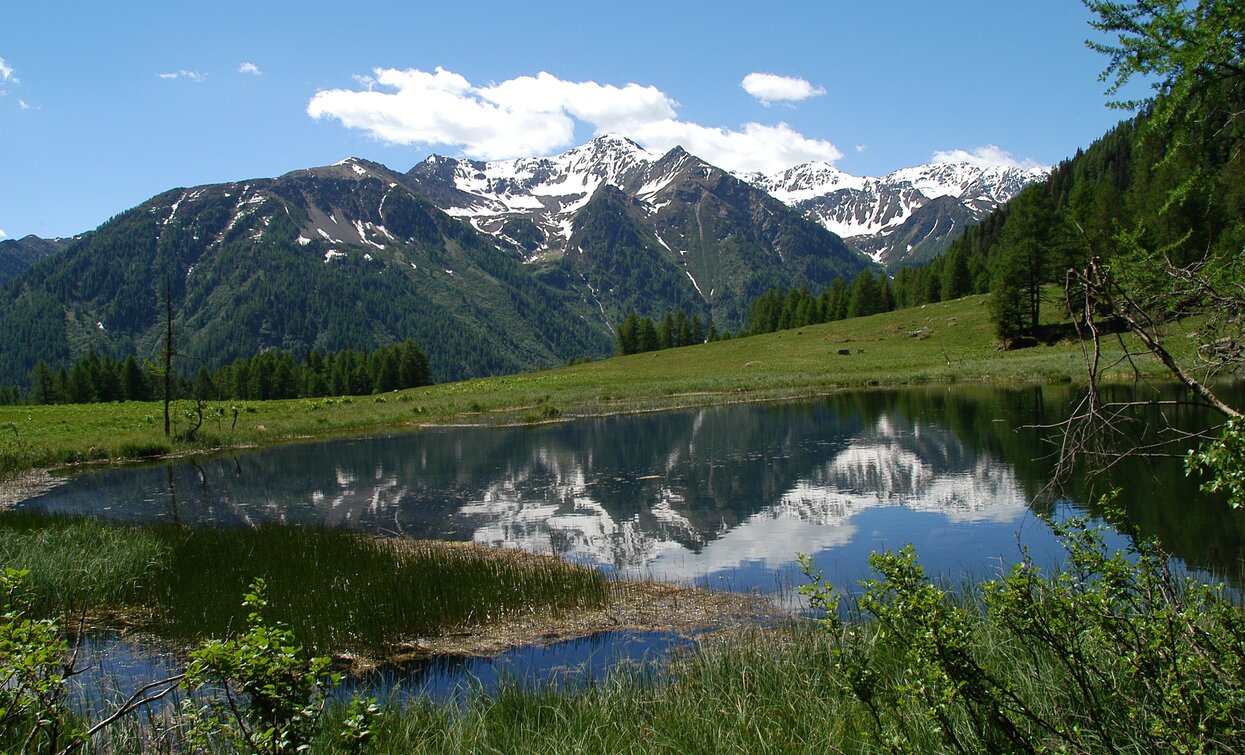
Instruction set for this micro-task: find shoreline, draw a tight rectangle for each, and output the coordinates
[0,468,64,509]
[341,576,793,673]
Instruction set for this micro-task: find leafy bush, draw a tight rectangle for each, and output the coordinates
[0,568,83,752]
[180,578,354,754]
[1187,417,1245,509]
[800,505,1245,753]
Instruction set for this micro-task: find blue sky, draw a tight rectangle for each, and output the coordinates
[2,1,1140,240]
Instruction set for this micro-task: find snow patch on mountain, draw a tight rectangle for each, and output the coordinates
[739,159,1049,267]
[740,160,1049,240]
[407,134,672,250]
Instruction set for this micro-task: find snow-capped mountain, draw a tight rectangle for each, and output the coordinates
[406,134,1047,273]
[0,136,873,386]
[406,134,690,260]
[405,134,869,326]
[739,160,1050,269]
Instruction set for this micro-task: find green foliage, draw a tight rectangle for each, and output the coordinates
[799,510,1245,753]
[0,513,609,656]
[1187,417,1245,508]
[181,578,342,754]
[25,338,434,406]
[1085,0,1245,125]
[615,309,706,355]
[898,1,1245,353]
[988,186,1067,344]
[745,268,895,338]
[0,568,84,753]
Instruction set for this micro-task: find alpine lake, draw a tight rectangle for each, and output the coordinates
[12,384,1245,708]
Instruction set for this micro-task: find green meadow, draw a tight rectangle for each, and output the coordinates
[0,292,1185,480]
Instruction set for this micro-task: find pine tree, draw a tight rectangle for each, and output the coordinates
[636,317,659,353]
[616,313,640,355]
[847,270,881,319]
[193,366,217,401]
[30,361,57,404]
[988,186,1058,343]
[657,312,675,350]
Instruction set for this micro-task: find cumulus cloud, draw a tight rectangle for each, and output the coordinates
[931,145,1043,170]
[238,62,262,76]
[0,228,7,239]
[740,72,826,106]
[308,67,842,173]
[158,70,206,82]
[629,120,841,173]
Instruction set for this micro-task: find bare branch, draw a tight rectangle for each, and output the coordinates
[71,673,187,751]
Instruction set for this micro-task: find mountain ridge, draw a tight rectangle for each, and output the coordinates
[0,137,871,388]
[738,159,1049,269]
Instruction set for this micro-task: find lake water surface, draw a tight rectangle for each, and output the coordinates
[22,385,1245,592]
[19,385,1245,702]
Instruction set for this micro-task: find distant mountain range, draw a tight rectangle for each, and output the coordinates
[400,134,1046,273]
[0,136,869,386]
[0,136,1047,387]
[738,160,1048,270]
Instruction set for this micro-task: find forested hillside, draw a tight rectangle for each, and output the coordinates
[891,65,1243,345]
[0,236,67,287]
[0,141,870,393]
[0,162,615,388]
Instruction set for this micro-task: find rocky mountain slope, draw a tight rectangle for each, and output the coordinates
[405,135,870,325]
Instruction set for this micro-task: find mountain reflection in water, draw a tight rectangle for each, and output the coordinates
[20,386,1245,590]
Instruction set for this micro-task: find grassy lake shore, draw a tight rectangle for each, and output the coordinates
[0,293,1187,484]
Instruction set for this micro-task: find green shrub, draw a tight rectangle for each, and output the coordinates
[0,568,84,752]
[800,504,1245,752]
[180,579,366,754]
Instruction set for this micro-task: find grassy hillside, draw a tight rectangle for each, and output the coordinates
[0,291,1189,480]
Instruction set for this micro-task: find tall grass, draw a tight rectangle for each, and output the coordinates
[307,626,865,753]
[0,510,169,614]
[0,512,608,654]
[303,557,1245,754]
[158,525,608,653]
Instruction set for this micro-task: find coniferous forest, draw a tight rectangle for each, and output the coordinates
[17,339,431,406]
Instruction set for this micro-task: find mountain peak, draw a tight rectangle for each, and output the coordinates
[588,133,648,151]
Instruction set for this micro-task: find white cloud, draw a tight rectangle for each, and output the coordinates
[931,145,1042,170]
[629,120,842,173]
[158,70,206,83]
[740,72,826,106]
[308,67,842,173]
[0,55,18,96]
[855,144,867,153]
[238,62,262,76]
[18,99,29,110]
[0,228,7,239]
